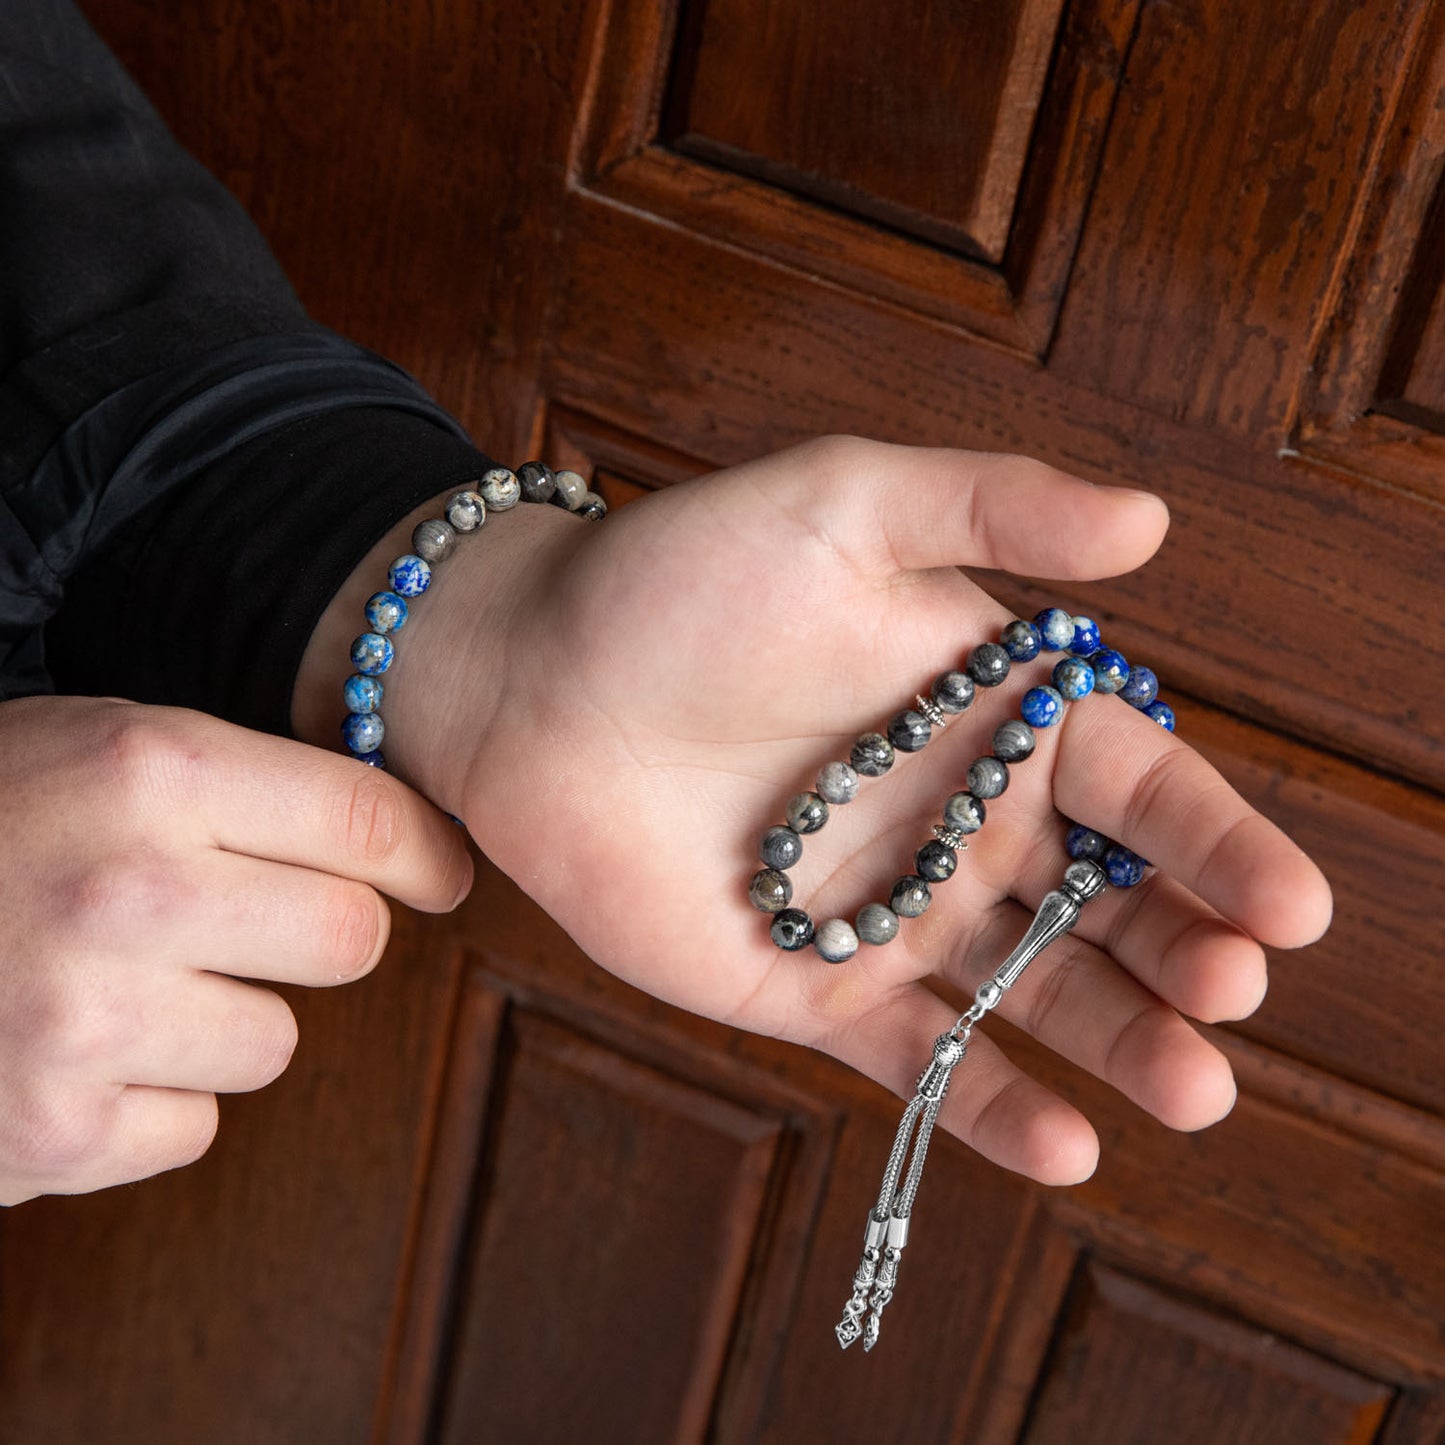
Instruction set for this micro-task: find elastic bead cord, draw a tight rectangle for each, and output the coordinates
[341,463,606,769]
[747,607,1179,962]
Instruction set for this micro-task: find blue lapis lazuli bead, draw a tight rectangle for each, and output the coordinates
[343,673,383,714]
[350,632,394,675]
[1052,656,1095,701]
[1020,685,1065,728]
[352,749,386,769]
[1104,844,1146,887]
[1066,824,1110,861]
[1068,616,1101,656]
[365,590,409,633]
[1000,619,1041,662]
[342,711,385,754]
[1091,648,1129,694]
[1035,607,1073,651]
[387,553,432,597]
[1120,665,1159,709]
[1145,700,1176,731]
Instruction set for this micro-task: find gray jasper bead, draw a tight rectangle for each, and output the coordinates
[915,839,957,882]
[942,791,986,834]
[856,903,899,945]
[816,761,859,804]
[517,460,556,503]
[967,641,1012,687]
[411,517,458,564]
[479,467,521,511]
[785,791,829,834]
[887,709,931,753]
[578,491,608,520]
[445,490,487,532]
[932,670,975,713]
[890,875,932,917]
[748,868,792,913]
[814,917,859,963]
[770,908,814,950]
[760,825,803,871]
[850,732,894,777]
[966,756,1009,799]
[549,469,588,510]
[993,718,1037,762]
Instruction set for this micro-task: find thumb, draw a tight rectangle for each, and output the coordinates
[775,436,1170,580]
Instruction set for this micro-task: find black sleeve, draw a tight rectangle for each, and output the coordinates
[0,0,496,735]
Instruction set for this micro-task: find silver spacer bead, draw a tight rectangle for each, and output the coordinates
[914,694,947,728]
[932,824,969,850]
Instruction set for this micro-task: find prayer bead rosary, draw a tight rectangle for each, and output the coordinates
[743,607,1177,1352]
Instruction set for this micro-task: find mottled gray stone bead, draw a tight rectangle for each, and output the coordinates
[411,518,458,564]
[816,761,859,804]
[748,868,792,913]
[887,709,931,753]
[890,875,932,918]
[966,756,1009,799]
[785,791,829,834]
[993,718,1037,762]
[479,467,521,511]
[932,670,975,713]
[445,490,487,532]
[966,641,1012,688]
[855,903,899,945]
[549,469,588,510]
[760,825,803,871]
[814,918,859,964]
[942,792,986,834]
[915,840,957,882]
[578,491,608,520]
[850,732,894,777]
[516,460,556,503]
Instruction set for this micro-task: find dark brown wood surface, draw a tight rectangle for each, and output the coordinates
[2,1,1443,1441]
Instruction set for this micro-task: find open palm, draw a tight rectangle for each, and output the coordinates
[457,438,1332,1184]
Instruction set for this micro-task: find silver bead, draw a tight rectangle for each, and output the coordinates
[445,490,486,532]
[411,517,457,563]
[974,979,1003,1012]
[914,694,947,728]
[932,823,968,850]
[479,467,521,511]
[551,469,588,510]
[1063,859,1108,902]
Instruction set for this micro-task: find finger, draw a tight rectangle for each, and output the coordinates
[772,437,1170,579]
[184,851,391,987]
[0,1085,218,1203]
[940,898,1238,1131]
[819,979,1100,1184]
[116,707,473,911]
[107,973,298,1094]
[1058,698,1333,948]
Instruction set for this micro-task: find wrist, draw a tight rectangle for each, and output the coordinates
[293,490,585,813]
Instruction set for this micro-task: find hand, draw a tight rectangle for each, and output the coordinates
[303,437,1333,1186]
[0,695,472,1204]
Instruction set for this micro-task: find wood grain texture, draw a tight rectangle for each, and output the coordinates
[665,0,1065,262]
[1022,1262,1394,1444]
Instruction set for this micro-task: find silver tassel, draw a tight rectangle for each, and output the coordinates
[835,858,1107,1352]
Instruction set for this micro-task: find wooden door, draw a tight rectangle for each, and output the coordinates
[3,2,1443,1441]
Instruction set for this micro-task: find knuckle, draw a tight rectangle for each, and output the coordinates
[61,855,189,946]
[5,1088,112,1176]
[94,708,205,815]
[337,771,408,871]
[803,433,866,473]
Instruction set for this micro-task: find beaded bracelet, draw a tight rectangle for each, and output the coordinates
[341,462,606,769]
[746,606,1174,962]
[740,607,1176,1353]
